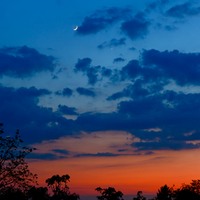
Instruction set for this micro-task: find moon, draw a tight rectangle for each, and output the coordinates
[73,26,78,31]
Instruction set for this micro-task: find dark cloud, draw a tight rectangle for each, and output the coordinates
[77,7,132,35]
[107,80,149,101]
[113,57,125,63]
[55,87,73,97]
[121,13,150,40]
[52,149,70,155]
[72,49,200,151]
[120,59,142,81]
[76,87,96,97]
[97,38,126,49]
[132,140,200,151]
[101,67,112,77]
[74,152,120,157]
[144,151,155,155]
[63,88,73,96]
[118,149,128,152]
[16,86,51,98]
[76,90,200,151]
[164,25,177,31]
[58,104,78,115]
[0,85,75,144]
[86,65,101,85]
[118,49,200,87]
[145,0,169,13]
[0,46,56,78]
[142,49,200,86]
[27,153,62,160]
[3,79,200,151]
[129,47,136,51]
[166,2,200,18]
[74,58,92,72]
[74,58,101,85]
[52,75,58,79]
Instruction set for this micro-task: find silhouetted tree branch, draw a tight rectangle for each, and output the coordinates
[133,191,146,200]
[0,123,37,193]
[156,184,173,200]
[95,187,124,200]
[46,174,79,200]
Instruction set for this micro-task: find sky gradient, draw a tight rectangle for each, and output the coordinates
[1,0,200,198]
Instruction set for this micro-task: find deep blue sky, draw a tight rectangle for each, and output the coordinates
[1,0,200,177]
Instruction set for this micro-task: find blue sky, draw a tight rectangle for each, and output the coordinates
[1,0,200,145]
[1,0,200,193]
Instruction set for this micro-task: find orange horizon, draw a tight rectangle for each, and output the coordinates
[28,147,200,196]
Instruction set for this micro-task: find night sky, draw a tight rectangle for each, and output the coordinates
[1,0,200,198]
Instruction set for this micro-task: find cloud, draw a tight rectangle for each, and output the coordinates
[166,2,200,18]
[76,87,96,97]
[145,0,169,13]
[142,49,200,86]
[144,151,155,155]
[97,38,126,49]
[16,86,51,97]
[55,87,73,96]
[58,104,78,115]
[76,7,132,35]
[118,149,128,152]
[0,85,76,144]
[74,152,120,157]
[121,13,150,39]
[132,140,200,151]
[76,90,200,150]
[107,80,149,101]
[74,58,101,85]
[52,149,70,155]
[113,57,125,63]
[101,67,112,77]
[118,49,200,87]
[164,25,177,31]
[129,47,136,51]
[74,57,92,72]
[27,153,62,160]
[86,65,101,85]
[0,46,56,78]
[120,59,142,81]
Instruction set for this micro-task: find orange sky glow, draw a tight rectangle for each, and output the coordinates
[27,131,200,196]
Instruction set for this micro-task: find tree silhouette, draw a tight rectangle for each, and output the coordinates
[173,180,200,200]
[95,187,124,200]
[156,184,173,200]
[0,123,37,194]
[133,191,146,200]
[0,187,26,200]
[46,174,79,200]
[27,186,49,200]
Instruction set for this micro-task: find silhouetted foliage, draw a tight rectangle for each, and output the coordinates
[173,180,200,200]
[156,184,173,200]
[46,174,79,200]
[0,187,26,200]
[0,123,37,194]
[133,191,146,200]
[46,174,70,196]
[28,186,49,200]
[95,187,124,200]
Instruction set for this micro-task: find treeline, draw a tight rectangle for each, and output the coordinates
[1,123,200,200]
[95,182,200,200]
[0,174,79,200]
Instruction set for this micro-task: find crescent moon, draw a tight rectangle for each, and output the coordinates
[73,26,78,31]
